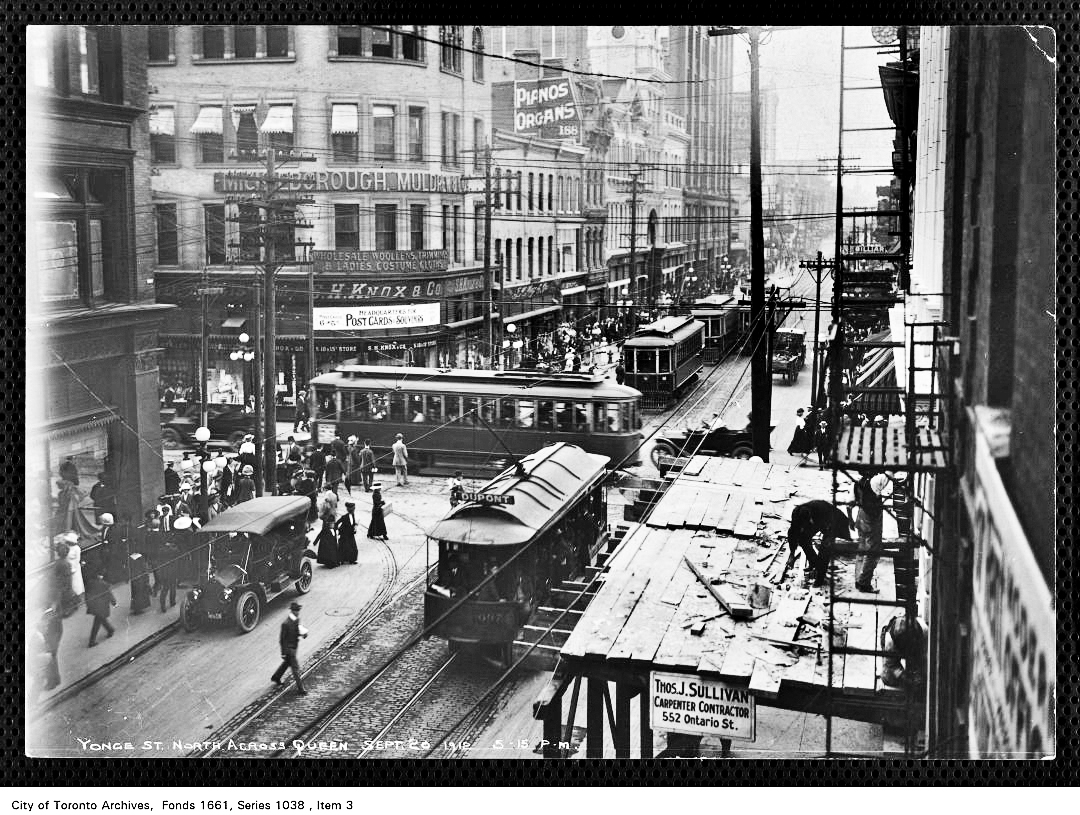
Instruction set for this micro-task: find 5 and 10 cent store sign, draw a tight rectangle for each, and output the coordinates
[650,672,756,741]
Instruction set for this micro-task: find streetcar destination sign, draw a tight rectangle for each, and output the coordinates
[649,671,756,741]
[461,492,515,505]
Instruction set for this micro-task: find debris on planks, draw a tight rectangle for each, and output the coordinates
[683,556,753,619]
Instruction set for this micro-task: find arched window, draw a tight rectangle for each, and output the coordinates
[528,172,534,210]
[557,177,564,212]
[538,173,544,212]
[472,27,484,81]
[548,173,554,211]
[516,171,523,210]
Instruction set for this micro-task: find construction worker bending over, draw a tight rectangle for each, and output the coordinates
[880,612,927,690]
[781,499,853,587]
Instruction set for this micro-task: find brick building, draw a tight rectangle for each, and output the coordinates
[27,25,172,547]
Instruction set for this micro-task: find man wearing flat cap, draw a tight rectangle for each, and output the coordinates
[271,601,309,695]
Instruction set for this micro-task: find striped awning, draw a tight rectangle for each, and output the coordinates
[259,104,294,134]
[189,105,223,134]
[330,103,359,134]
[149,107,174,136]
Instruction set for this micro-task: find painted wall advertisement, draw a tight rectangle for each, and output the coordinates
[964,409,1054,758]
[649,671,756,741]
[312,249,450,275]
[514,77,580,140]
[314,303,441,331]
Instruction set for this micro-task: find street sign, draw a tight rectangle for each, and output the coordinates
[649,671,756,741]
[461,492,515,506]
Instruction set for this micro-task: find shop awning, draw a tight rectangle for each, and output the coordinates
[221,316,247,328]
[510,304,562,323]
[607,277,631,289]
[149,107,174,136]
[189,105,223,135]
[661,265,682,278]
[330,103,359,134]
[259,104,294,134]
[561,284,586,296]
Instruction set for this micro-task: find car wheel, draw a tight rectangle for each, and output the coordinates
[650,441,678,469]
[296,561,313,595]
[162,427,183,450]
[732,444,753,460]
[235,590,261,634]
[228,430,246,449]
[179,594,198,632]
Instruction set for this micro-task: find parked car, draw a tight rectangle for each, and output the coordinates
[649,424,774,469]
[161,402,257,450]
[178,496,313,634]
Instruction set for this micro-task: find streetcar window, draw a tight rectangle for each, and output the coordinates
[537,400,555,431]
[593,402,606,432]
[657,350,672,372]
[427,395,444,424]
[390,393,407,422]
[637,350,656,373]
[481,399,497,426]
[624,353,635,373]
[516,399,536,429]
[555,402,572,433]
[318,390,336,419]
[573,402,590,432]
[606,403,622,432]
[464,397,481,425]
[408,394,425,423]
[368,392,388,421]
[446,395,461,423]
[621,403,630,432]
[500,398,516,428]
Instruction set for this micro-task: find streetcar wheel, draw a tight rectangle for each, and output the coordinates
[295,561,313,595]
[161,428,183,450]
[732,444,753,460]
[650,441,678,469]
[235,590,261,633]
[178,595,198,632]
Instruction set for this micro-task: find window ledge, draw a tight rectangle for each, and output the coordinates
[440,68,464,79]
[328,56,426,65]
[193,56,296,65]
[148,59,177,66]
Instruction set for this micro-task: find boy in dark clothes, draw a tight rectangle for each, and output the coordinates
[782,499,854,586]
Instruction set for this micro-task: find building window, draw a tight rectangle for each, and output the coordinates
[237,203,262,262]
[331,103,359,162]
[440,26,463,73]
[537,237,543,279]
[528,173,534,211]
[373,105,396,162]
[375,205,397,250]
[527,238,534,279]
[204,204,226,265]
[402,26,424,61]
[371,26,393,58]
[453,205,462,263]
[548,236,554,276]
[516,171,523,210]
[516,238,522,280]
[474,202,485,261]
[494,238,503,277]
[155,204,179,266]
[77,26,100,95]
[408,107,425,162]
[266,26,289,57]
[191,106,224,163]
[442,112,460,166]
[148,26,173,63]
[442,206,450,252]
[33,167,123,306]
[260,103,294,154]
[548,174,554,211]
[149,106,176,164]
[410,205,425,250]
[472,27,484,81]
[336,26,362,56]
[538,173,544,212]
[474,117,485,170]
[233,106,259,160]
[203,26,226,59]
[234,25,257,58]
[335,204,360,250]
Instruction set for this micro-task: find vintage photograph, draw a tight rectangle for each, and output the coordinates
[24,24,1055,760]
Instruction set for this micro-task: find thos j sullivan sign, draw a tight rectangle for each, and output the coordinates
[214,170,466,194]
[650,671,756,741]
[313,249,449,274]
[460,492,515,506]
[314,303,441,331]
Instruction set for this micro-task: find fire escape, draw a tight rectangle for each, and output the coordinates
[821,26,952,757]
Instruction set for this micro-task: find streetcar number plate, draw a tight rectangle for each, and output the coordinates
[207,612,223,620]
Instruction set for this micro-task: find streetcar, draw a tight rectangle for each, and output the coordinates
[690,294,753,361]
[423,442,609,660]
[308,365,643,474]
[621,315,705,408]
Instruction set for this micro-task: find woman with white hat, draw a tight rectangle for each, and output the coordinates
[235,464,256,504]
[62,531,85,610]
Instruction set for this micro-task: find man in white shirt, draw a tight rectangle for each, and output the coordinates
[391,434,409,486]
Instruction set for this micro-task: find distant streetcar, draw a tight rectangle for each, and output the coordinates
[424,442,610,662]
[690,294,753,360]
[621,315,705,408]
[309,365,642,474]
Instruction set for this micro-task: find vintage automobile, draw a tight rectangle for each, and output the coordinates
[178,496,313,634]
[160,402,257,450]
[649,423,775,469]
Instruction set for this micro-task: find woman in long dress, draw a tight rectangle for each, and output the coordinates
[335,502,358,565]
[367,484,388,541]
[315,490,340,568]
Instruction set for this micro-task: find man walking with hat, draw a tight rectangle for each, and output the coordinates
[271,601,308,695]
[391,434,409,486]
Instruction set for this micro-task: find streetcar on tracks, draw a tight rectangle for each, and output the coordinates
[308,365,643,474]
[621,315,705,409]
[690,294,753,361]
[178,496,313,634]
[423,442,610,661]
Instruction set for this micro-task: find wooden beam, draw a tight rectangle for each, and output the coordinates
[586,678,605,758]
[542,693,562,759]
[614,683,633,758]
[684,555,753,618]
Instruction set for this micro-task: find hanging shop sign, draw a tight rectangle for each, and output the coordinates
[964,408,1054,758]
[312,249,450,275]
[500,280,562,303]
[314,303,441,331]
[214,170,466,195]
[366,338,439,353]
[317,272,483,301]
[649,671,756,741]
[514,78,580,140]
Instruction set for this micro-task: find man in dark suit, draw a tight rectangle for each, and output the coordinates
[781,499,854,587]
[271,601,308,694]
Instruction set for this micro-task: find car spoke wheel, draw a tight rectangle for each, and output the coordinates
[179,595,198,632]
[650,442,678,469]
[296,561,313,595]
[732,444,753,460]
[235,590,261,633]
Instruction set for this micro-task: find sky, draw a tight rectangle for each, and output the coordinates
[731,26,900,207]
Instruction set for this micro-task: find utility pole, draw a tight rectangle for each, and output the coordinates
[199,267,210,430]
[252,284,264,497]
[307,259,315,389]
[748,26,770,461]
[628,169,641,334]
[799,251,831,410]
[482,144,495,369]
